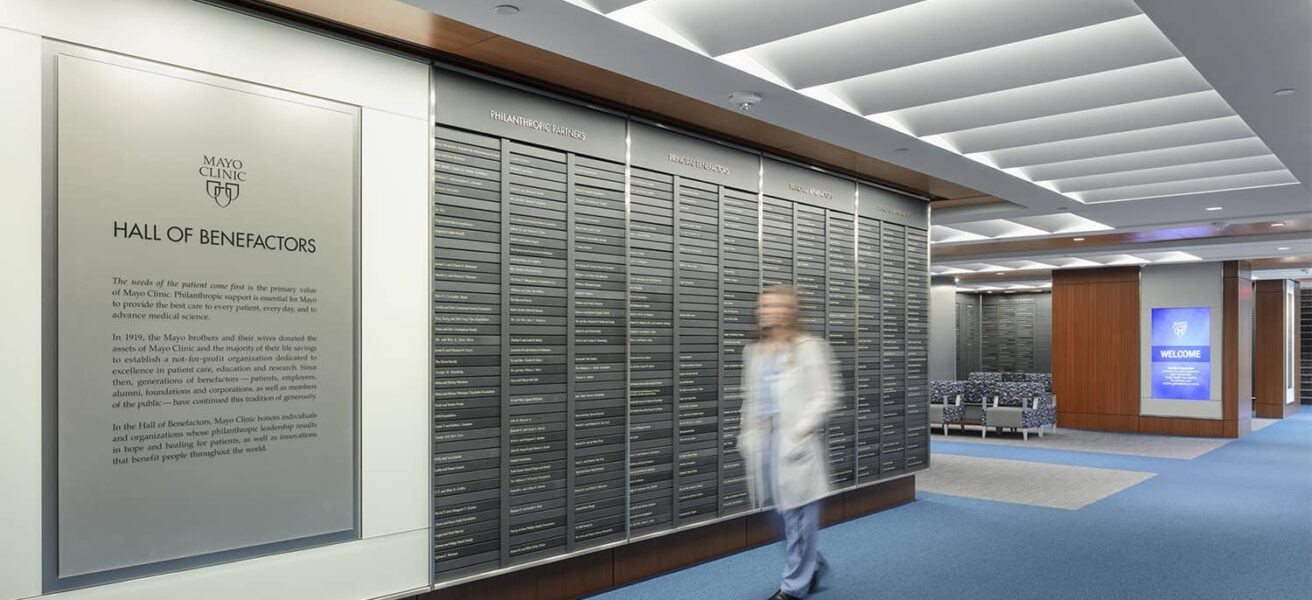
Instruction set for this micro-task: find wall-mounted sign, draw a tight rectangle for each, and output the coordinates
[49,47,359,589]
[1149,307,1211,400]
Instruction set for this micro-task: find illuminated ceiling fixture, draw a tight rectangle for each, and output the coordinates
[930,213,1111,244]
[1136,251,1202,263]
[931,265,974,275]
[935,250,1202,276]
[580,0,1298,204]
[1052,256,1103,268]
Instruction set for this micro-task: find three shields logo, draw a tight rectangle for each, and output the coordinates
[199,155,246,208]
[205,180,241,208]
[1172,320,1189,338]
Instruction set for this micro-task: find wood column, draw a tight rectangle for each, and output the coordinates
[1255,279,1300,419]
[1051,267,1141,431]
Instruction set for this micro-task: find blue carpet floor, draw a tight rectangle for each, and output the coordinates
[591,411,1312,600]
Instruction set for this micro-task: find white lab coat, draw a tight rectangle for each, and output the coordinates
[738,335,838,511]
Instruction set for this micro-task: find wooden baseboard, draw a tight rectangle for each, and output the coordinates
[424,476,916,600]
[1255,401,1301,419]
[1057,411,1243,438]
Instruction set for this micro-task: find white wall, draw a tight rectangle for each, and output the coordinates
[929,276,957,381]
[0,1,432,599]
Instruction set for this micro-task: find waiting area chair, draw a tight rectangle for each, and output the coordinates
[981,381,1057,440]
[929,380,965,434]
[930,372,1058,440]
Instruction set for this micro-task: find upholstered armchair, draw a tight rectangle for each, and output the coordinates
[981,381,1053,440]
[960,379,996,425]
[929,380,966,434]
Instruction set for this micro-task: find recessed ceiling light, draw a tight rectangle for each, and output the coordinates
[1273,88,1296,96]
[1271,222,1286,227]
[1205,206,1223,211]
[1073,237,1085,242]
[1278,246,1290,251]
[728,91,763,111]
[494,4,520,15]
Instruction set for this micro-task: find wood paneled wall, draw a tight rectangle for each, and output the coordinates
[1255,280,1300,419]
[423,477,914,600]
[1052,267,1141,431]
[1051,264,1253,437]
[1219,262,1254,436]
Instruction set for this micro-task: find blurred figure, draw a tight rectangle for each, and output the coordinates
[739,285,838,600]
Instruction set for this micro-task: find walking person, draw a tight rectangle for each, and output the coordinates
[739,285,838,600]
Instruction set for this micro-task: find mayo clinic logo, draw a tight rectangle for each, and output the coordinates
[199,155,246,208]
[1172,320,1189,337]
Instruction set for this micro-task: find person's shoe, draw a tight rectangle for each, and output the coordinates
[809,560,830,593]
[767,590,801,600]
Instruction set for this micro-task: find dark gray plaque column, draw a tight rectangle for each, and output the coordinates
[674,176,722,524]
[762,198,795,287]
[627,166,676,535]
[431,125,505,580]
[504,141,570,564]
[571,154,629,549]
[826,211,857,486]
[904,227,930,469]
[718,187,759,515]
[856,216,882,482]
[878,221,906,477]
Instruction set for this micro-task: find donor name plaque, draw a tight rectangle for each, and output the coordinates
[51,50,359,587]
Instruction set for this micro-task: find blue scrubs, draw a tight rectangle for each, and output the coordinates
[756,351,825,598]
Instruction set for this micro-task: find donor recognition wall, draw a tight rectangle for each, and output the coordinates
[50,47,359,590]
[430,69,930,583]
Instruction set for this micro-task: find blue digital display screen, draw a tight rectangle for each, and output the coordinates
[1150,307,1211,400]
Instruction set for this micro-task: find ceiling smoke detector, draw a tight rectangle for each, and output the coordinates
[728,91,762,112]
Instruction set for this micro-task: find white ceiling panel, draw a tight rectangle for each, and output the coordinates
[745,0,1141,89]
[578,0,646,13]
[997,259,1060,270]
[929,225,989,243]
[1021,137,1273,182]
[949,219,1049,239]
[825,15,1179,115]
[888,58,1210,136]
[1075,171,1299,203]
[982,116,1256,168]
[944,91,1233,154]
[1010,213,1113,234]
[1053,154,1288,193]
[641,0,920,57]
